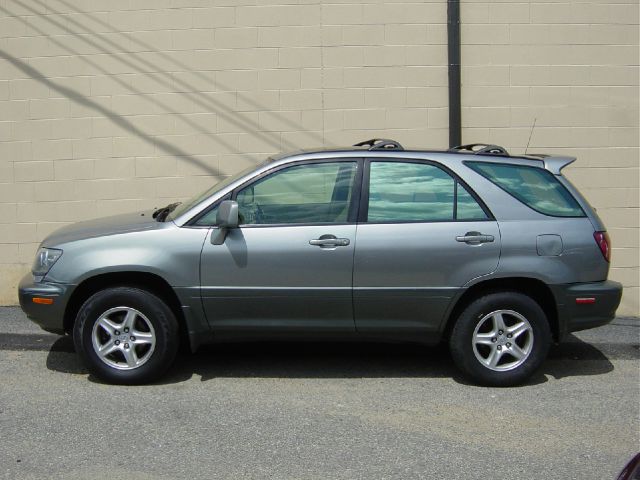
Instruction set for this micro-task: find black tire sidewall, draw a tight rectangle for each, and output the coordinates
[449,292,551,387]
[73,287,178,385]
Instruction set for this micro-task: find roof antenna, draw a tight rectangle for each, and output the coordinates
[525,117,537,155]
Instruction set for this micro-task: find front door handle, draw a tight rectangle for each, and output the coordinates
[456,231,495,245]
[309,234,350,247]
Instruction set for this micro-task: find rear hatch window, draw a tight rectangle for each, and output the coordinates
[466,161,585,217]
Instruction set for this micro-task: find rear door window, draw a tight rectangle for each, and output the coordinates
[366,161,489,222]
[466,162,585,217]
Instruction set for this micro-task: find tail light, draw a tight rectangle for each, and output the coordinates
[593,231,611,262]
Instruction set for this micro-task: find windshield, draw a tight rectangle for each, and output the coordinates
[166,159,271,221]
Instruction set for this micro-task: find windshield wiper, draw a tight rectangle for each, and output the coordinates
[152,202,181,222]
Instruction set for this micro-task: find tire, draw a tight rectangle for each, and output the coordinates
[449,292,551,387]
[73,286,179,385]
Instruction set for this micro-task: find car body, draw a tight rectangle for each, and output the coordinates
[19,139,623,385]
[617,452,640,480]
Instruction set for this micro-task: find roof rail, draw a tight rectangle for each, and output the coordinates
[354,138,404,151]
[449,143,510,156]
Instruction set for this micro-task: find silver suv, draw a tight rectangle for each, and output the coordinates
[19,139,622,386]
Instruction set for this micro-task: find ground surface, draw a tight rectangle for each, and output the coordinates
[0,307,638,480]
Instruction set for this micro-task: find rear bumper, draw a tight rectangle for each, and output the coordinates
[18,274,73,334]
[553,280,623,339]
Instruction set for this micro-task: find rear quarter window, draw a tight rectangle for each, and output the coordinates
[466,161,585,217]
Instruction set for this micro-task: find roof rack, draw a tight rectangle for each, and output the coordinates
[354,138,404,151]
[449,143,510,156]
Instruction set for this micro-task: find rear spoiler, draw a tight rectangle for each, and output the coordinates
[448,143,577,175]
[542,156,576,175]
[508,153,577,175]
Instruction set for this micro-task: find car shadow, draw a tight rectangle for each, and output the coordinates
[44,333,629,386]
[44,336,87,376]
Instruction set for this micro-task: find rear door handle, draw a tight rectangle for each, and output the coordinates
[456,231,495,245]
[309,235,350,247]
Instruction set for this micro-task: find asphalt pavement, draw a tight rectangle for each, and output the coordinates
[0,306,638,480]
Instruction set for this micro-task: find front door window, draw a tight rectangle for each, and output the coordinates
[235,162,357,225]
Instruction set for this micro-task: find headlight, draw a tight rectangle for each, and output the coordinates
[32,247,63,277]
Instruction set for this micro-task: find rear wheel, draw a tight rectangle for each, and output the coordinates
[449,292,551,386]
[73,287,179,385]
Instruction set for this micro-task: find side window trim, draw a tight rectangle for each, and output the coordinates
[348,157,365,223]
[359,158,495,224]
[231,158,363,228]
[357,158,372,223]
[453,179,458,220]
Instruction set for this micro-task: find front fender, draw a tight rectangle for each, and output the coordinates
[44,226,208,289]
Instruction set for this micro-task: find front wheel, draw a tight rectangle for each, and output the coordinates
[73,287,179,385]
[449,292,551,387]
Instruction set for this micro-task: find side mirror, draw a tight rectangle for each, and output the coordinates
[216,200,239,228]
[211,200,238,245]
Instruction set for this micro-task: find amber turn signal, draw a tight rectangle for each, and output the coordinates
[32,297,54,305]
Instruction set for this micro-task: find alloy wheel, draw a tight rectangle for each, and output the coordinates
[91,306,156,370]
[472,309,534,371]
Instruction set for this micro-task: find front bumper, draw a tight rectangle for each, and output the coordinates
[553,280,623,340]
[18,273,73,334]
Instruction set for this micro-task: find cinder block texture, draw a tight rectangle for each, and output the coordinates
[0,0,637,316]
[461,0,639,316]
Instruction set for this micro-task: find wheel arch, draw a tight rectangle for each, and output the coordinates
[63,272,187,344]
[443,277,560,342]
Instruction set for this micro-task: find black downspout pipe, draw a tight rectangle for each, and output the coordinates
[447,0,461,148]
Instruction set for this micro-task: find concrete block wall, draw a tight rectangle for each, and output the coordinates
[460,0,639,315]
[0,0,638,316]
